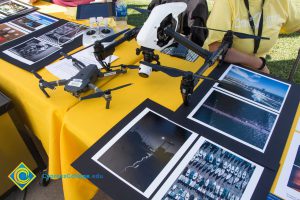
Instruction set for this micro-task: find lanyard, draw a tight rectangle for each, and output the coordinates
[244,0,265,54]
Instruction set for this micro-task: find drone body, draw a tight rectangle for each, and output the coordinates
[33,53,131,109]
[136,2,187,51]
[64,64,99,96]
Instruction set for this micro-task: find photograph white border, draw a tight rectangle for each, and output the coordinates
[188,87,279,153]
[152,137,264,200]
[275,133,300,200]
[3,37,61,65]
[296,118,300,133]
[8,11,58,33]
[38,22,87,46]
[91,108,198,198]
[214,64,291,114]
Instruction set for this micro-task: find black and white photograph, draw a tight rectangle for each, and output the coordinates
[92,108,198,198]
[38,22,87,46]
[216,65,290,113]
[275,134,300,200]
[0,0,28,18]
[188,88,278,152]
[10,12,57,32]
[3,37,61,65]
[152,137,264,200]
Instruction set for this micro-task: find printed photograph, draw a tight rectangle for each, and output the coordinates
[275,134,300,200]
[162,140,257,200]
[10,12,57,32]
[4,37,61,65]
[0,1,27,17]
[0,23,26,45]
[39,22,87,45]
[93,110,196,194]
[189,89,278,152]
[287,146,300,192]
[217,65,290,112]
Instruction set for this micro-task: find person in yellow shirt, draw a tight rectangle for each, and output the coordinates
[204,0,300,74]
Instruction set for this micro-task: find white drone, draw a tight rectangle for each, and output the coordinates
[137,2,187,51]
[135,2,188,77]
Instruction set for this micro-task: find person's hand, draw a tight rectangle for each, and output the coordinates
[260,65,270,74]
[29,0,38,4]
[20,0,38,4]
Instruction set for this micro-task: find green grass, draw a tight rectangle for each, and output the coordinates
[126,0,300,83]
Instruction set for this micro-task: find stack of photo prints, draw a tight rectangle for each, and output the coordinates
[274,117,300,200]
[0,5,87,71]
[73,64,300,200]
[187,65,290,153]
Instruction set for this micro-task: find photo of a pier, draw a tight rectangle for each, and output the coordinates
[218,65,290,112]
[190,89,277,151]
[97,111,193,192]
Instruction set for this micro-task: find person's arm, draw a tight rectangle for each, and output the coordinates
[209,42,270,74]
[281,0,300,34]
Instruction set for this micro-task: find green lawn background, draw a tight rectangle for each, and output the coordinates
[126,0,300,83]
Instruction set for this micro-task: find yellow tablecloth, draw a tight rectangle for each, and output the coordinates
[0,1,141,177]
[59,51,216,199]
[2,2,299,200]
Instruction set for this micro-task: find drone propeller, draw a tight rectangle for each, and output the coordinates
[32,71,55,97]
[83,28,130,51]
[127,5,151,14]
[140,61,188,77]
[140,61,237,87]
[101,28,131,43]
[192,26,270,40]
[80,83,133,100]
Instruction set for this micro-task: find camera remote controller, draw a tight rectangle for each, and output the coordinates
[82,27,115,47]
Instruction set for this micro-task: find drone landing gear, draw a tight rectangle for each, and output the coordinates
[80,83,133,109]
[180,73,195,106]
[104,92,112,109]
[136,47,160,65]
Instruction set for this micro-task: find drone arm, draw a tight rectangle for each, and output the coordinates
[44,79,68,87]
[87,83,111,109]
[164,27,212,59]
[103,28,141,51]
[98,68,127,79]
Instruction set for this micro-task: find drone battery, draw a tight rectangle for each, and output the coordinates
[76,2,116,20]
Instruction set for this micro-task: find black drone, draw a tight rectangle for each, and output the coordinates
[33,29,140,109]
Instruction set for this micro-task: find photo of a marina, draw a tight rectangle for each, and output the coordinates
[163,140,256,200]
[190,89,277,151]
[97,111,193,192]
[218,65,290,112]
